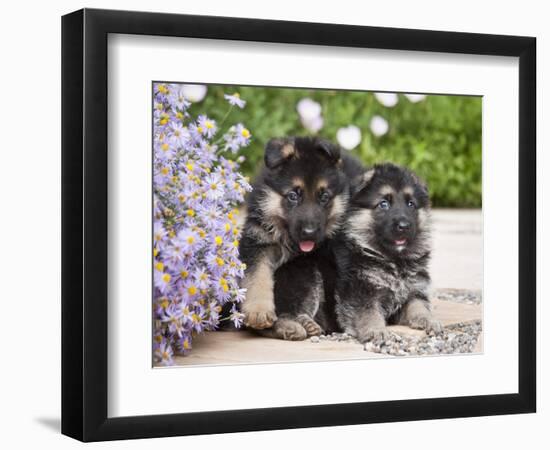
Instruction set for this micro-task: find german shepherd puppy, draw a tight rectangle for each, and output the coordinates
[333,163,442,343]
[239,137,362,335]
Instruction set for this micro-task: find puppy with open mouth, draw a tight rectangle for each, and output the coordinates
[238,136,362,337]
[333,163,442,344]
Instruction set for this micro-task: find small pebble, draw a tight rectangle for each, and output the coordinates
[310,336,320,343]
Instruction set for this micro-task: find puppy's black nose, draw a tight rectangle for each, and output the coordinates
[395,219,411,232]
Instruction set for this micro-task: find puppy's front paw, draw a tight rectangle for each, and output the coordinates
[409,316,442,334]
[274,320,307,341]
[244,307,277,329]
[359,327,393,344]
[297,315,323,336]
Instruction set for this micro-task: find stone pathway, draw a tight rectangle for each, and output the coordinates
[169,209,483,367]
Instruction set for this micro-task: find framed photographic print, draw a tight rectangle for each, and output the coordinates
[61,8,536,442]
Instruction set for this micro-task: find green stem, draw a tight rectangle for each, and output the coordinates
[218,104,234,129]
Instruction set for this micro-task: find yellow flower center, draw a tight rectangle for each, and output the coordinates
[180,270,189,279]
[188,286,197,295]
[205,121,214,129]
[211,183,218,190]
[162,273,171,283]
[186,163,194,172]
[161,167,169,175]
[187,209,195,217]
[214,236,223,246]
[161,143,169,151]
[187,236,195,244]
[241,128,250,138]
[155,261,164,272]
[197,126,204,134]
[216,257,225,267]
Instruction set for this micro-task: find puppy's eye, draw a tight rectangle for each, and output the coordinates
[407,200,416,208]
[378,200,390,210]
[287,191,299,203]
[319,191,330,204]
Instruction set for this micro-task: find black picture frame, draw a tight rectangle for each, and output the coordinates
[62,8,536,442]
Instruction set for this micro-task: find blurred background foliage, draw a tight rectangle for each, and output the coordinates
[188,85,482,208]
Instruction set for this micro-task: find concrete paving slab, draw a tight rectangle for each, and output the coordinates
[430,209,483,291]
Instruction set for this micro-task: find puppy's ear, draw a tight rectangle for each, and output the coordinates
[412,173,429,198]
[350,169,375,196]
[317,139,341,164]
[264,138,295,169]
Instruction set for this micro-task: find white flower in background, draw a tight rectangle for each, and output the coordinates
[224,93,246,108]
[374,92,399,108]
[336,125,362,150]
[181,84,208,102]
[370,115,389,137]
[297,98,323,133]
[301,115,324,133]
[405,93,427,103]
[296,98,322,121]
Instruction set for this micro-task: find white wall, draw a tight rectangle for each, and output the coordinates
[0,0,545,448]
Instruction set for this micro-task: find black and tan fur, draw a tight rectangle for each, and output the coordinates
[239,137,362,337]
[333,163,441,343]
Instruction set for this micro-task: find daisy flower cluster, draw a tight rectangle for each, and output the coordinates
[152,83,252,365]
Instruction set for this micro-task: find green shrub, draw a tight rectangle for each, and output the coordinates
[189,86,482,208]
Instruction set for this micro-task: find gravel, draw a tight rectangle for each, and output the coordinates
[312,320,482,356]
[308,289,483,355]
[434,288,482,305]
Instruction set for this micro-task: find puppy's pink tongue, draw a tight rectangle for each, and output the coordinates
[299,241,315,252]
